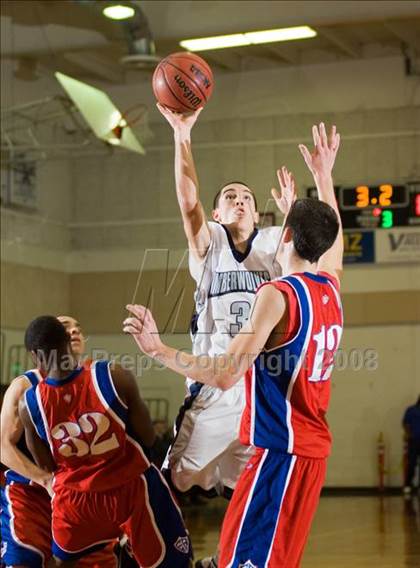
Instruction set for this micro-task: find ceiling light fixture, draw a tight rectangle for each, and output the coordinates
[180,26,317,52]
[102,4,135,20]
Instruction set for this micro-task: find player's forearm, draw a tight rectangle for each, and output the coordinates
[314,171,344,272]
[154,344,241,390]
[173,130,200,213]
[313,172,337,211]
[1,441,52,487]
[314,172,343,233]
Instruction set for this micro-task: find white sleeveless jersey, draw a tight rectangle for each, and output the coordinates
[189,222,282,358]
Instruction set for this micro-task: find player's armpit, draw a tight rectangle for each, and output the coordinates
[111,364,156,448]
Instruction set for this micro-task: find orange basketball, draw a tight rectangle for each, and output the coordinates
[152,52,214,113]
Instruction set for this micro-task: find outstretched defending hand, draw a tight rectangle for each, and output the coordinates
[271,166,297,216]
[157,103,203,134]
[299,123,340,178]
[123,304,163,358]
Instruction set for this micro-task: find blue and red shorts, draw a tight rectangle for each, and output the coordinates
[52,465,192,567]
[219,448,326,568]
[1,474,51,568]
[0,472,117,568]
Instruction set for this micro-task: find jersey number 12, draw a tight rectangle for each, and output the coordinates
[308,324,343,382]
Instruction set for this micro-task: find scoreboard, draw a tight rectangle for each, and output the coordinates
[306,182,420,264]
[306,182,420,229]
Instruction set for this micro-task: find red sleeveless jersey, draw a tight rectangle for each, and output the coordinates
[25,360,150,491]
[240,271,343,458]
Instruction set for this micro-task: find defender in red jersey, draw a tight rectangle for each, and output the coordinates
[124,122,343,567]
[18,316,191,567]
[1,316,117,568]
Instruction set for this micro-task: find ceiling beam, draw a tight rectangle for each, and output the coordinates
[1,40,124,61]
[260,45,300,65]
[382,20,420,54]
[63,52,124,83]
[201,51,242,72]
[316,26,362,59]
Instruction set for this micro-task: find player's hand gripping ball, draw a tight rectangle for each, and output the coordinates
[152,52,214,114]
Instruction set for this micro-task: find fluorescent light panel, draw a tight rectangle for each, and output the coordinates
[180,26,316,52]
[102,5,135,20]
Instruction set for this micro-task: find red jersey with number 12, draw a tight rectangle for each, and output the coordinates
[25,360,150,491]
[240,272,343,458]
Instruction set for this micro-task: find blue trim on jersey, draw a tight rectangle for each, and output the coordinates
[303,271,329,284]
[95,361,127,424]
[222,224,259,262]
[5,470,32,485]
[25,387,48,442]
[45,367,82,387]
[251,275,310,451]
[24,370,41,387]
[231,451,294,567]
[0,485,44,568]
[52,539,109,561]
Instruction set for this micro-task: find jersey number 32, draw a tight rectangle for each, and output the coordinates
[51,412,120,458]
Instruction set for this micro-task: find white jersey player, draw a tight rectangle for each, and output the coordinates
[157,104,295,501]
[190,221,282,359]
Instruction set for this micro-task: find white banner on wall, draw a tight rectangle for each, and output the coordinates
[375,227,420,264]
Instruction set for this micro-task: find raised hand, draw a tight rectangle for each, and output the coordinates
[271,166,297,216]
[299,123,340,178]
[123,304,163,357]
[156,103,203,134]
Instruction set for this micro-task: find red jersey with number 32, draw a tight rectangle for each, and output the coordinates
[240,272,343,458]
[25,360,150,491]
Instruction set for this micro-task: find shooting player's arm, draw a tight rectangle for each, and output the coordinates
[157,104,211,259]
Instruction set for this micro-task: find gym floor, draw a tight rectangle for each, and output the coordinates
[185,494,420,567]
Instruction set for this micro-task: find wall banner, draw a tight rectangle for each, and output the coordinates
[375,228,420,264]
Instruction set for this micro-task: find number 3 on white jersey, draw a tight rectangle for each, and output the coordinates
[308,324,343,382]
[51,412,120,458]
[229,300,251,336]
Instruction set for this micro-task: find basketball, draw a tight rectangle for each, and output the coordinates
[152,52,214,113]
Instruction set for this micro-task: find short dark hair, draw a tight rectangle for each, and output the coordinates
[213,181,258,210]
[24,315,70,358]
[285,199,339,263]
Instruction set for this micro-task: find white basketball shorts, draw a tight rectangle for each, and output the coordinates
[163,379,254,494]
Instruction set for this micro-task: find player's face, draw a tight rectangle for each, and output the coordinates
[212,184,259,229]
[57,316,85,356]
